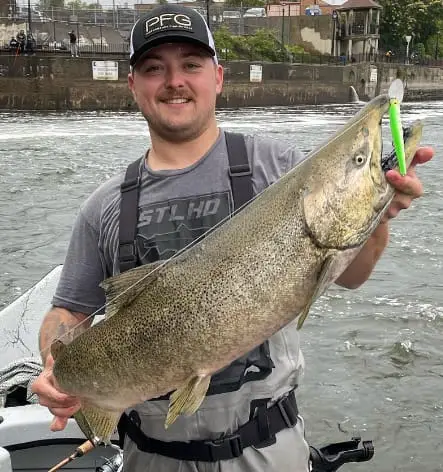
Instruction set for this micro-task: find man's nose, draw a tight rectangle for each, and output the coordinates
[164,65,185,88]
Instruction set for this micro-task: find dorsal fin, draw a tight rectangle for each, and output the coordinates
[100,261,164,319]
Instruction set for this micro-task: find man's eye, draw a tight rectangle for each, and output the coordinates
[143,64,162,74]
[185,62,201,70]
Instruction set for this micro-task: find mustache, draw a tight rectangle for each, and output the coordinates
[158,91,192,101]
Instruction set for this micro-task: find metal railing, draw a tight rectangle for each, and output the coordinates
[0,41,130,56]
[2,44,439,67]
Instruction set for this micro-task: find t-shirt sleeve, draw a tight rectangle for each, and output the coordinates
[281,143,306,175]
[244,134,306,194]
[52,208,106,315]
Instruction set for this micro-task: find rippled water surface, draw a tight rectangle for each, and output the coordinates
[0,101,442,471]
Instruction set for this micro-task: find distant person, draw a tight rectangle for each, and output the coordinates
[25,32,35,55]
[16,30,26,55]
[385,50,394,62]
[9,36,19,54]
[69,30,79,57]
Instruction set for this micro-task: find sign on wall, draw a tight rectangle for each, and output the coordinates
[370,67,378,83]
[92,61,119,81]
[250,64,263,83]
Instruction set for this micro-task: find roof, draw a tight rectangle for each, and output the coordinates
[336,0,382,10]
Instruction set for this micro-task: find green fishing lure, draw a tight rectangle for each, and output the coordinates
[388,79,407,176]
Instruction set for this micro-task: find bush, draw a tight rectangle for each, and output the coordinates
[214,26,306,62]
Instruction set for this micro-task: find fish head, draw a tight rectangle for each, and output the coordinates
[302,94,423,250]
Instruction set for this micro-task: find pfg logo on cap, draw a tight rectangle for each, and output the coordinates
[144,13,193,36]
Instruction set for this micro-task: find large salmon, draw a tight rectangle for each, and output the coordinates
[51,92,423,445]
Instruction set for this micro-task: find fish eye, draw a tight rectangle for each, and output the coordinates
[353,154,366,166]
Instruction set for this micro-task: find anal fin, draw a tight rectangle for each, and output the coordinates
[74,404,122,445]
[165,374,211,428]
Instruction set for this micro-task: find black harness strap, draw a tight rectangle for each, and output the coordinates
[116,134,289,461]
[118,133,253,273]
[118,157,143,273]
[119,390,298,462]
[225,132,253,211]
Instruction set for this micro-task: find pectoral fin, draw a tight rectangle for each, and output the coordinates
[165,374,211,428]
[297,256,335,330]
[74,404,122,445]
[50,339,67,360]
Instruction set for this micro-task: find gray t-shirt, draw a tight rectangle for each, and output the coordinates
[53,130,304,315]
[52,130,311,469]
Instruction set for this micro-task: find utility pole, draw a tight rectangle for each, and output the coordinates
[27,0,32,34]
[405,34,411,64]
[281,7,285,55]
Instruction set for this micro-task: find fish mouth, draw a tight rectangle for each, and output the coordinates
[301,97,423,252]
[381,126,415,172]
[371,119,423,216]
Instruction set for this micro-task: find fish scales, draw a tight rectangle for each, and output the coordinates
[51,92,424,443]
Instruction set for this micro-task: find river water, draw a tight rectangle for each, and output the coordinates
[0,102,441,471]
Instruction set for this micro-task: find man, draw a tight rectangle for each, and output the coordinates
[9,36,19,53]
[25,32,35,56]
[69,30,78,57]
[31,4,433,472]
[16,30,26,55]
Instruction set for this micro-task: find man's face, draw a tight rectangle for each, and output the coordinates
[128,42,223,143]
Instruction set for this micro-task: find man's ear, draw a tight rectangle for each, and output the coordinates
[128,71,136,99]
[215,64,224,95]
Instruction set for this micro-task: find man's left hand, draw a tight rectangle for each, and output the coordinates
[382,146,434,223]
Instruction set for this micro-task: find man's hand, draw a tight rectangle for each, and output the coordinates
[336,146,434,289]
[382,146,434,223]
[31,354,81,431]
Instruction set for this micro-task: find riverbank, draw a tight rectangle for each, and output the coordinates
[0,55,442,110]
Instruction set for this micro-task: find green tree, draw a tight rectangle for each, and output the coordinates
[65,0,89,10]
[213,26,305,61]
[38,0,65,9]
[224,0,266,7]
[379,0,443,54]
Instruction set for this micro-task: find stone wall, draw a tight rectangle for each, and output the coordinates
[0,55,368,110]
[0,55,442,110]
[377,63,443,100]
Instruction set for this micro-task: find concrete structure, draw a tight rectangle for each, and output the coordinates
[0,55,442,110]
[334,0,381,58]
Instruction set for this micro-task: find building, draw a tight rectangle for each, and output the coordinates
[333,0,381,58]
[1,0,18,19]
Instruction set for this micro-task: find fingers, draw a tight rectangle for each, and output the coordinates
[32,368,79,408]
[50,416,69,432]
[410,146,434,166]
[382,146,432,222]
[31,354,81,432]
[385,168,423,199]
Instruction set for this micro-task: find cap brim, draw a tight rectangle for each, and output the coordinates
[130,34,216,67]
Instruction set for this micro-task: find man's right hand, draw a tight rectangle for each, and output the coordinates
[32,354,81,431]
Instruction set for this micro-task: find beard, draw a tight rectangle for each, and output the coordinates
[142,104,215,144]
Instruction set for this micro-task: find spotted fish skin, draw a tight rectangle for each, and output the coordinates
[52,94,423,444]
